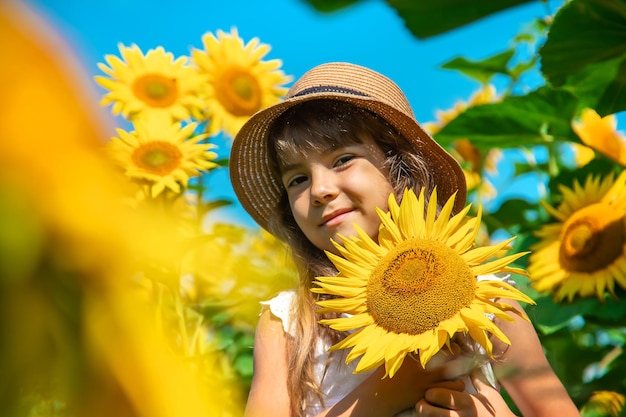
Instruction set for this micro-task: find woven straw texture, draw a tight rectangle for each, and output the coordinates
[229,62,466,231]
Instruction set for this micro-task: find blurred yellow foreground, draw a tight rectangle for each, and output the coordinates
[0,2,247,416]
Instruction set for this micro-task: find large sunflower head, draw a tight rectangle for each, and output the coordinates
[95,43,206,121]
[190,28,292,139]
[312,188,534,377]
[107,115,218,198]
[528,171,626,301]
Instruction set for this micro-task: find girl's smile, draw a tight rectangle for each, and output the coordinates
[279,136,394,254]
[320,208,353,227]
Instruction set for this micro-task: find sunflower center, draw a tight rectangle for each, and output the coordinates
[366,238,476,335]
[131,141,182,175]
[215,68,262,116]
[132,73,179,107]
[560,202,625,273]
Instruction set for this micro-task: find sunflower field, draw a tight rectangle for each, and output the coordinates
[1,0,626,416]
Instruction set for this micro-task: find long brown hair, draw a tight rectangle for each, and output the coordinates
[266,99,435,417]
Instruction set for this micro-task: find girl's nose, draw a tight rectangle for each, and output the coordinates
[310,168,338,206]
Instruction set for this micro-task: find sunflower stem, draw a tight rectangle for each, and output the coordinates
[539,122,559,178]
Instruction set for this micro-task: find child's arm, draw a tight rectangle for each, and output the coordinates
[245,309,464,417]
[493,299,581,417]
[244,308,291,417]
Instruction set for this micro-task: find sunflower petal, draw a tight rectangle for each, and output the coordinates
[461,237,516,265]
[472,252,529,277]
[320,313,374,331]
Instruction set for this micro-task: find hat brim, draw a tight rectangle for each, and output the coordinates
[230,92,466,232]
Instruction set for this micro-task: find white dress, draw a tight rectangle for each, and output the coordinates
[261,274,508,417]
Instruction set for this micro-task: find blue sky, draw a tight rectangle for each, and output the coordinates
[24,0,578,228]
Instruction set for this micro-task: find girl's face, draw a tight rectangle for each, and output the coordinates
[279,136,394,255]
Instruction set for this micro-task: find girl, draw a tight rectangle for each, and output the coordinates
[229,62,580,417]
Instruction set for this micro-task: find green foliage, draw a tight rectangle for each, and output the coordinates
[560,56,625,115]
[302,0,360,13]
[435,87,580,148]
[539,0,626,116]
[383,0,535,39]
[539,0,626,84]
[441,49,516,85]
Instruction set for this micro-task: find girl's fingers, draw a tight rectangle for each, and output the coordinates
[415,398,456,417]
[424,380,472,411]
[426,379,465,393]
[470,369,518,417]
[416,371,517,417]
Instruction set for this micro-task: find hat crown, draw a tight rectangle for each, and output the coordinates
[286,62,415,120]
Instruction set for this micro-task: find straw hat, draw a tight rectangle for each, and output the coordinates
[229,62,466,232]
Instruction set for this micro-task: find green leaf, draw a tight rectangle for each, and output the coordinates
[204,199,233,212]
[434,87,579,147]
[214,158,229,168]
[509,57,538,81]
[528,295,598,334]
[487,198,538,229]
[300,0,361,13]
[513,160,549,176]
[539,0,626,87]
[557,50,626,116]
[234,353,254,378]
[585,297,626,323]
[384,0,534,39]
[441,49,515,84]
[595,55,626,116]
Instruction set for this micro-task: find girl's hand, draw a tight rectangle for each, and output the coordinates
[414,370,518,417]
[346,344,469,416]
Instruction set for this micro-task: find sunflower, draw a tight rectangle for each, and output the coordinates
[108,116,218,198]
[528,171,626,301]
[581,391,625,417]
[95,44,206,121]
[190,28,292,138]
[572,108,626,166]
[312,188,534,377]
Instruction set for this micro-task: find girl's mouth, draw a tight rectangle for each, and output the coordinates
[321,209,353,227]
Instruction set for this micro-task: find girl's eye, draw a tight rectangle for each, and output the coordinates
[286,174,307,188]
[335,154,355,167]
